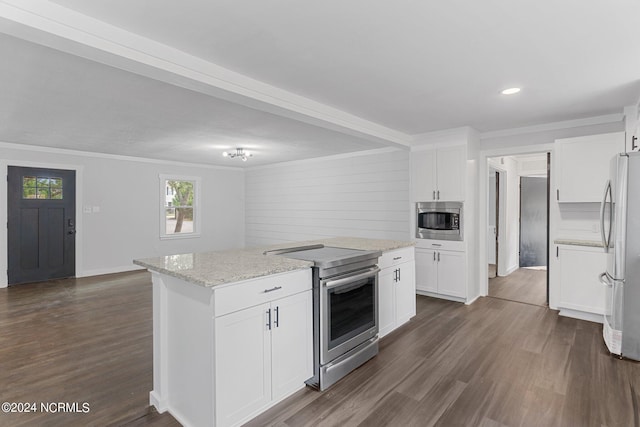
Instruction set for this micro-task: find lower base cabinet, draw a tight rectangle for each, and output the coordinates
[378,247,416,338]
[557,245,607,316]
[215,290,313,427]
[149,268,312,427]
[415,247,466,299]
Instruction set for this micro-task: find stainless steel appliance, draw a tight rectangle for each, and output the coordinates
[599,152,640,361]
[269,244,381,390]
[416,201,463,240]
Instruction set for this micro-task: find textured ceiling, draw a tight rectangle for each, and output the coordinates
[0,1,638,166]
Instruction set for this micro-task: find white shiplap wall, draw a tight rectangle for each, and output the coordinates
[245,148,410,247]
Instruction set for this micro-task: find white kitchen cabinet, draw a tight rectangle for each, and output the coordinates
[215,302,272,426]
[415,246,466,299]
[411,145,465,202]
[148,268,312,427]
[271,291,314,401]
[378,247,416,338]
[557,245,607,317]
[215,288,312,427]
[555,132,624,202]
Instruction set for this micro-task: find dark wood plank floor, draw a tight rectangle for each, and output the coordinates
[248,296,640,427]
[0,271,179,427]
[2,271,638,427]
[489,267,548,307]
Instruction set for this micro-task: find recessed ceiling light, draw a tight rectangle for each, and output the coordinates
[501,87,521,95]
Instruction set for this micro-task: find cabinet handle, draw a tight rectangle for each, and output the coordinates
[274,306,279,328]
[398,268,401,281]
[437,252,440,262]
[556,189,559,201]
[437,190,440,200]
[433,190,436,200]
[393,256,402,261]
[433,252,436,261]
[556,246,559,258]
[264,286,282,293]
[431,243,442,247]
[266,308,272,330]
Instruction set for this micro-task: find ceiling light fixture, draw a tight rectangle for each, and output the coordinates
[501,87,521,95]
[222,148,253,162]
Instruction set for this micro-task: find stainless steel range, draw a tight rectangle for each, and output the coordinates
[268,244,381,390]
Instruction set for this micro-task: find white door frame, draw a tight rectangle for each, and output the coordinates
[0,160,84,288]
[478,143,554,305]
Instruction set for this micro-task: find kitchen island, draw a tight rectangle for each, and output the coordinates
[134,237,415,427]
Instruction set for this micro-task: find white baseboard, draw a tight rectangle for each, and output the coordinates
[416,290,466,303]
[559,308,604,324]
[77,265,145,278]
[465,294,481,305]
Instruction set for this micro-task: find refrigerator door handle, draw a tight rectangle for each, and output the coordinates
[599,272,613,288]
[600,180,612,250]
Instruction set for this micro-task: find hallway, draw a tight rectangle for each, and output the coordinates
[489,268,547,306]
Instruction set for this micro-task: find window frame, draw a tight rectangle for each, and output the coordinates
[159,174,201,240]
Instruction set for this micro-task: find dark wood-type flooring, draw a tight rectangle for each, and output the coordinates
[2,271,639,426]
[489,267,548,307]
[0,271,179,427]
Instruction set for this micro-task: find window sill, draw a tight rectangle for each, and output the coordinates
[160,233,202,241]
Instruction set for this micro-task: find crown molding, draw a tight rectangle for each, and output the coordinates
[245,147,404,171]
[479,113,623,140]
[0,0,412,149]
[0,141,244,171]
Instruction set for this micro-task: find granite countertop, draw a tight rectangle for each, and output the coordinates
[133,237,415,288]
[554,239,604,248]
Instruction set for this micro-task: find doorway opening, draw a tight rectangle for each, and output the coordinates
[7,166,76,285]
[487,153,549,306]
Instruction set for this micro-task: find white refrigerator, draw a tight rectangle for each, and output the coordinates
[599,152,640,361]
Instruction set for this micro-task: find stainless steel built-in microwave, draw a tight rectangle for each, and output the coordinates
[416,202,463,241]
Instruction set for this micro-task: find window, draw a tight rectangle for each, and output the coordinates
[22,176,63,199]
[159,175,201,239]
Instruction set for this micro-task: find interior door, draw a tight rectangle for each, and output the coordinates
[519,176,548,268]
[7,166,76,285]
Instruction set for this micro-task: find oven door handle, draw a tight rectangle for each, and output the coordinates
[323,267,380,289]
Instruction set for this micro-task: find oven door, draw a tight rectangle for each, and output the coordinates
[319,266,379,365]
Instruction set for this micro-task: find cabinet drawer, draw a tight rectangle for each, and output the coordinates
[415,239,464,252]
[214,269,311,317]
[378,246,415,270]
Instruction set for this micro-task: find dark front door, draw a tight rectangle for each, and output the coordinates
[8,166,76,285]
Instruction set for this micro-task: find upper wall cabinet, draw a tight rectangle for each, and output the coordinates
[555,132,624,203]
[411,145,466,202]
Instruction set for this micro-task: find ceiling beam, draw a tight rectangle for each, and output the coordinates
[0,0,412,149]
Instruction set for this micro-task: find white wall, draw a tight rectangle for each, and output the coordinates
[487,170,496,264]
[489,157,520,276]
[244,148,410,247]
[0,143,245,285]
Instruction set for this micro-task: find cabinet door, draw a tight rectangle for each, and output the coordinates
[378,267,396,338]
[437,250,466,298]
[395,261,416,326]
[436,146,466,201]
[215,303,272,427]
[415,248,438,293]
[271,291,313,401]
[411,150,437,201]
[556,132,624,202]
[558,247,607,314]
